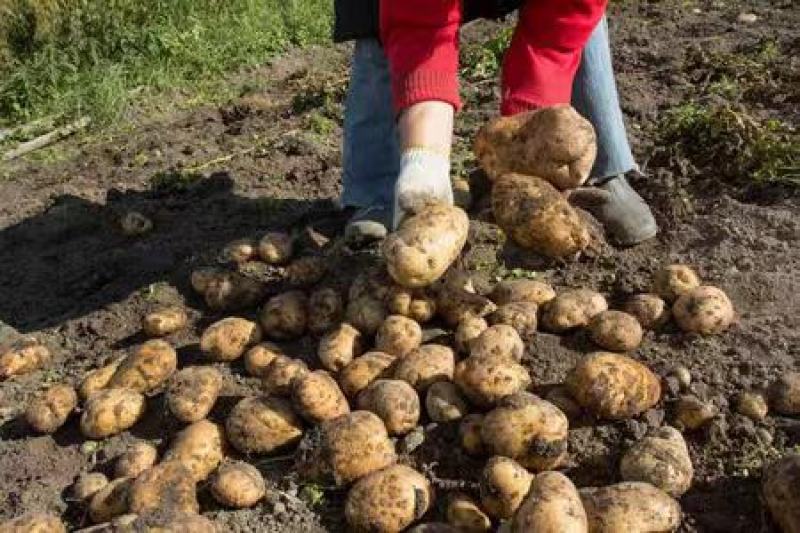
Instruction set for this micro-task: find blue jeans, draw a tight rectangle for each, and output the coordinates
[340,16,637,209]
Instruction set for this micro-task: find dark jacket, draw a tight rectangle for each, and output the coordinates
[333,0,521,42]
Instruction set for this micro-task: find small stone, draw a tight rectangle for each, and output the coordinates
[272,501,286,515]
[400,426,425,454]
[669,366,692,390]
[674,395,718,430]
[737,12,758,23]
[756,428,773,446]
[692,8,702,14]
[120,211,153,236]
[736,391,768,421]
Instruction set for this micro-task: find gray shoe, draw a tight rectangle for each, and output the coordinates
[344,206,391,245]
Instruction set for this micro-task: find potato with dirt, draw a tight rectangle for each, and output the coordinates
[109,339,177,393]
[673,395,717,430]
[394,344,455,391]
[623,293,670,330]
[762,453,800,533]
[673,285,735,335]
[258,231,294,264]
[129,460,199,515]
[89,477,133,523]
[0,513,66,533]
[292,370,350,424]
[386,286,437,323]
[383,203,469,288]
[357,379,421,436]
[460,414,486,456]
[225,396,304,455]
[142,305,188,337]
[222,238,257,263]
[262,355,309,396]
[163,419,226,481]
[375,315,423,357]
[204,271,266,311]
[566,352,660,420]
[0,338,51,379]
[211,460,267,508]
[79,358,123,400]
[338,351,397,399]
[455,356,531,407]
[286,256,327,287]
[652,264,700,302]
[769,372,800,416]
[511,471,587,533]
[579,482,681,533]
[480,456,533,519]
[588,311,643,352]
[489,301,539,339]
[166,366,222,423]
[447,493,491,532]
[260,290,308,339]
[470,324,525,362]
[436,287,498,330]
[345,464,432,532]
[541,289,608,332]
[200,317,262,362]
[346,295,388,336]
[620,426,693,497]
[318,323,363,372]
[307,287,344,335]
[80,388,146,438]
[455,315,488,354]
[191,266,224,295]
[244,342,284,378]
[426,381,470,422]
[72,472,109,501]
[115,441,158,478]
[25,384,77,434]
[491,279,556,306]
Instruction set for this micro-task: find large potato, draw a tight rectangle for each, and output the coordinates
[511,471,587,533]
[142,306,188,337]
[470,324,524,362]
[72,472,109,501]
[455,316,488,354]
[393,344,455,392]
[262,355,309,396]
[292,370,350,424]
[80,388,146,439]
[339,351,397,399]
[481,392,568,471]
[0,338,51,379]
[455,356,531,407]
[491,279,556,306]
[109,339,177,393]
[167,366,222,423]
[652,264,700,303]
[489,302,538,339]
[447,493,491,532]
[346,295,387,336]
[89,477,133,523]
[115,441,158,478]
[260,291,308,339]
[541,289,608,332]
[579,482,681,533]
[762,453,800,533]
[566,352,660,420]
[480,456,533,519]
[375,315,423,358]
[200,317,262,361]
[623,294,670,330]
[211,461,267,508]
[357,379,420,436]
[345,464,432,532]
[307,288,344,335]
[163,420,226,481]
[425,381,469,423]
[204,271,265,311]
[673,285,735,335]
[78,358,123,401]
[383,203,469,288]
[769,372,800,416]
[25,384,77,434]
[459,414,486,456]
[258,231,294,264]
[226,396,304,455]
[129,461,198,515]
[318,323,363,372]
[0,513,65,533]
[620,426,693,497]
[244,342,284,378]
[588,311,643,352]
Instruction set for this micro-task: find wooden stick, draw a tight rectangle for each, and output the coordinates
[2,116,90,161]
[0,115,58,143]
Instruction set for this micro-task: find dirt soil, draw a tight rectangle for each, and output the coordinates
[1,1,799,532]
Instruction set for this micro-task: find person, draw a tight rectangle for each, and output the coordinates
[336,0,657,247]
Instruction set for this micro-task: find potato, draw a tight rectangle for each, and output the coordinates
[511,471,587,533]
[200,317,262,362]
[762,453,800,533]
[296,411,396,486]
[480,456,533,519]
[25,384,77,434]
[736,391,768,421]
[623,294,670,330]
[375,315,423,358]
[307,288,344,335]
[470,324,525,362]
[652,264,700,302]
[80,388,146,439]
[481,392,569,471]
[339,351,396,399]
[460,414,485,456]
[455,316,488,354]
[129,461,198,515]
[226,396,303,454]
[223,238,257,263]
[769,372,800,416]
[394,344,455,392]
[72,472,109,501]
[453,176,473,210]
[258,231,294,264]
[491,279,556,306]
[346,295,387,336]
[115,441,158,478]
[620,426,693,497]
[386,286,437,323]
[260,291,308,339]
[0,513,65,533]
[142,306,188,337]
[89,477,133,523]
[426,381,469,423]
[292,370,350,424]
[673,285,735,335]
[191,266,224,295]
[318,323,363,372]
[166,366,222,423]
[286,256,327,287]
[455,356,531,408]
[489,302,539,339]
[109,339,177,393]
[244,342,284,378]
[383,203,469,288]
[0,338,51,379]
[447,493,491,532]
[163,420,226,481]
[211,461,267,508]
[541,289,608,332]
[673,395,717,430]
[204,271,266,311]
[566,352,660,420]
[357,379,420,436]
[79,358,123,401]
[588,311,643,352]
[350,269,393,302]
[579,482,681,533]
[436,284,497,327]
[262,355,309,396]
[345,464,432,532]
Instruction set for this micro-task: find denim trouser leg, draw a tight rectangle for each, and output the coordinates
[340,39,400,209]
[572,17,638,180]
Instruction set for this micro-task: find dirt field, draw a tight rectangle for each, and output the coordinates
[1,1,798,531]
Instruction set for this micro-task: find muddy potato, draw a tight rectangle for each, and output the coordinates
[481,392,569,471]
[226,396,303,454]
[0,513,66,533]
[470,324,525,362]
[436,285,497,327]
[72,472,109,501]
[480,456,533,519]
[762,453,800,533]
[588,311,643,352]
[447,493,491,532]
[375,315,423,358]
[339,351,397,399]
[200,317,262,362]
[307,288,344,335]
[286,256,327,287]
[222,238,257,263]
[89,477,133,523]
[79,358,123,401]
[260,291,308,339]
[350,269,393,302]
[292,370,350,424]
[620,426,693,497]
[736,391,768,421]
[115,441,158,478]
[652,264,700,303]
[460,414,486,456]
[80,388,146,439]
[142,306,188,337]
[345,464,432,532]
[489,302,539,339]
[386,286,437,323]
[455,356,531,408]
[673,395,717,430]
[357,379,420,436]
[244,342,284,378]
[25,384,77,434]
[346,295,387,336]
[541,289,608,332]
[623,294,670,330]
[318,323,363,372]
[455,316,488,354]
[258,231,294,264]
[394,344,455,392]
[129,461,198,515]
[163,420,226,481]
[262,355,309,396]
[109,339,177,393]
[511,471,587,533]
[426,381,469,423]
[491,279,556,306]
[673,285,735,335]
[0,338,51,379]
[211,461,267,508]
[167,366,222,423]
[204,271,265,311]
[579,482,681,533]
[191,266,224,294]
[566,352,660,420]
[769,372,800,416]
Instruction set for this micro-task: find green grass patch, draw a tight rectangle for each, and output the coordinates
[460,26,513,81]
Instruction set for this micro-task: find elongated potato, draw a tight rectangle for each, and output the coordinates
[318,323,363,372]
[673,285,735,335]
[383,203,469,288]
[244,342,284,378]
[80,388,146,439]
[762,453,800,533]
[79,358,124,401]
[480,456,533,519]
[226,396,304,455]
[25,384,78,434]
[623,294,670,330]
[541,289,608,332]
[89,477,133,523]
[346,296,387,336]
[109,339,177,393]
[200,317,262,361]
[307,288,344,335]
[460,414,485,456]
[72,472,109,501]
[375,315,423,357]
[652,264,700,303]
[115,441,158,478]
[357,379,420,436]
[142,306,188,337]
[211,461,267,508]
[260,291,308,339]
[339,351,397,399]
[426,381,469,423]
[163,419,226,481]
[455,316,489,354]
[262,355,309,396]
[292,370,350,424]
[204,271,266,311]
[588,311,643,352]
[489,301,538,339]
[579,482,681,533]
[447,493,491,532]
[394,344,455,391]
[491,279,556,306]
[0,513,66,533]
[167,366,222,423]
[455,356,532,408]
[129,461,198,515]
[0,338,51,379]
[511,471,587,533]
[620,426,693,497]
[470,324,524,362]
[258,231,294,264]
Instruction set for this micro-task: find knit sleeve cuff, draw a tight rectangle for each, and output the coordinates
[392,70,461,113]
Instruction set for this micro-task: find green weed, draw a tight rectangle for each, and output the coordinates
[299,483,326,508]
[149,169,203,193]
[460,27,513,81]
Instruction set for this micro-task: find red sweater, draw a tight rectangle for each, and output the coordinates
[380,0,607,115]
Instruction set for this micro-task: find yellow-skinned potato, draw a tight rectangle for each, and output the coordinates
[258,231,293,264]
[489,302,539,339]
[436,284,497,327]
[393,344,455,392]
[163,420,226,481]
[470,324,525,362]
[338,351,397,399]
[579,482,681,533]
[426,381,469,423]
[455,356,531,408]
[383,203,469,288]
[481,392,568,471]
[286,256,327,287]
[623,294,670,330]
[307,288,344,335]
[511,471,587,533]
[652,264,700,303]
[447,493,491,532]
[211,461,267,508]
[25,384,77,434]
[673,285,735,335]
[762,453,800,533]
[292,370,350,424]
[204,271,266,311]
[480,456,533,519]
[129,461,198,515]
[541,289,608,332]
[769,372,800,416]
[79,358,123,401]
[244,342,284,378]
[460,414,486,456]
[588,311,643,352]
[142,306,188,337]
[80,388,146,439]
[72,472,109,501]
[260,291,308,339]
[226,396,304,455]
[386,286,437,324]
[167,366,222,423]
[262,355,309,396]
[620,426,693,497]
[89,477,133,523]
[491,279,556,306]
[736,391,768,421]
[346,296,387,336]
[200,317,262,362]
[566,352,660,420]
[375,315,423,358]
[345,464,432,532]
[115,441,158,478]
[318,323,363,372]
[357,379,420,436]
[222,238,257,263]
[109,339,177,393]
[0,513,66,533]
[191,266,224,295]
[0,339,51,379]
[455,315,488,354]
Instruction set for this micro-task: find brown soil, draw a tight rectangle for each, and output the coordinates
[1,1,798,532]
